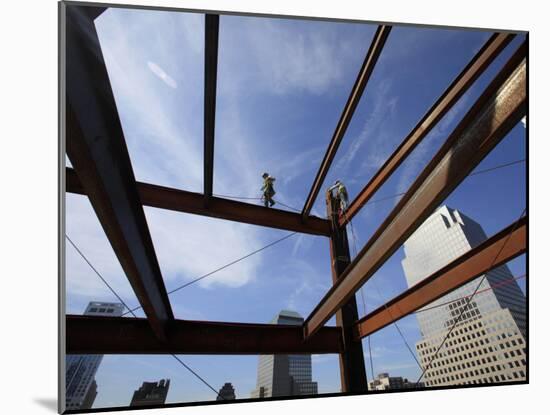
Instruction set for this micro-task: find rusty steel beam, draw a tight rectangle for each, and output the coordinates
[355,218,526,339]
[301,25,392,219]
[67,167,331,236]
[304,42,526,339]
[340,32,515,227]
[325,192,367,392]
[66,315,343,355]
[84,6,107,20]
[65,5,174,340]
[204,14,219,205]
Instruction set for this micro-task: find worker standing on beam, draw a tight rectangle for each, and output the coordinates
[261,172,276,208]
[328,180,349,215]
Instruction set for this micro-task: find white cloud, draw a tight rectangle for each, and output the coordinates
[147,61,177,88]
[311,354,336,365]
[144,207,262,289]
[219,16,369,97]
[64,9,270,302]
[66,10,371,304]
[65,194,141,306]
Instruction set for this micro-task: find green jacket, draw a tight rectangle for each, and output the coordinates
[262,177,276,195]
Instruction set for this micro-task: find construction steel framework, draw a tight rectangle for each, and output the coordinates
[61,1,527,404]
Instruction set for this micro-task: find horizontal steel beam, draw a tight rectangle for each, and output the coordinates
[67,167,331,236]
[66,315,343,355]
[301,25,392,219]
[355,218,526,339]
[204,14,219,204]
[65,5,174,340]
[340,32,515,226]
[304,41,526,339]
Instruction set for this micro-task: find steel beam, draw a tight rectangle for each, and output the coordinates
[301,25,392,219]
[355,218,526,339]
[304,42,526,338]
[325,192,367,392]
[204,14,219,205]
[65,5,174,340]
[67,167,331,236]
[84,6,107,20]
[340,33,515,227]
[66,315,343,355]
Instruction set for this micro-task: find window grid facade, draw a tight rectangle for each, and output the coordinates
[66,302,125,410]
[401,206,526,388]
[251,310,318,398]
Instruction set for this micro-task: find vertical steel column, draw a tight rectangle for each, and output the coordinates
[326,192,368,392]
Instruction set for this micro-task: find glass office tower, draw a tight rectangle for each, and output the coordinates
[251,310,318,397]
[402,206,526,386]
[66,302,125,410]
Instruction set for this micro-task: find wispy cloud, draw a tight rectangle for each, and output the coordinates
[147,61,177,88]
[64,9,265,302]
[281,258,330,314]
[394,89,473,194]
[219,17,366,97]
[335,79,399,174]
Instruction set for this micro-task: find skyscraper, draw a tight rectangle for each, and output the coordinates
[402,206,526,387]
[129,379,170,407]
[217,382,236,400]
[251,310,318,398]
[65,302,125,410]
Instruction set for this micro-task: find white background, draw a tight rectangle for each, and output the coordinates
[0,0,547,414]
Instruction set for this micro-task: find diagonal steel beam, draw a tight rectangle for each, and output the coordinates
[66,315,343,355]
[204,14,219,205]
[304,41,526,339]
[301,25,392,219]
[67,167,331,236]
[354,218,526,339]
[64,5,174,341]
[83,6,107,20]
[340,33,515,227]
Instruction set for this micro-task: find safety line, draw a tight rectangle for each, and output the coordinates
[416,274,526,314]
[213,192,302,212]
[415,208,526,384]
[350,218,376,381]
[213,158,525,216]
[121,231,298,316]
[346,212,423,373]
[65,234,225,400]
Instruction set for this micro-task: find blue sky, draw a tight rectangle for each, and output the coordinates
[65,8,526,408]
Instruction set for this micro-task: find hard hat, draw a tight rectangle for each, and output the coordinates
[262,172,269,178]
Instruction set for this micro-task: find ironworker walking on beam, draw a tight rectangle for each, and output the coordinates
[328,180,349,215]
[261,172,276,208]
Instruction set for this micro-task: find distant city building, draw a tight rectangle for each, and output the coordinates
[217,382,236,400]
[130,379,170,407]
[81,380,98,409]
[402,206,526,387]
[251,310,318,398]
[368,373,424,391]
[66,302,125,410]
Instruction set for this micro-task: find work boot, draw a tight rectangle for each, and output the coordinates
[270,199,275,207]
